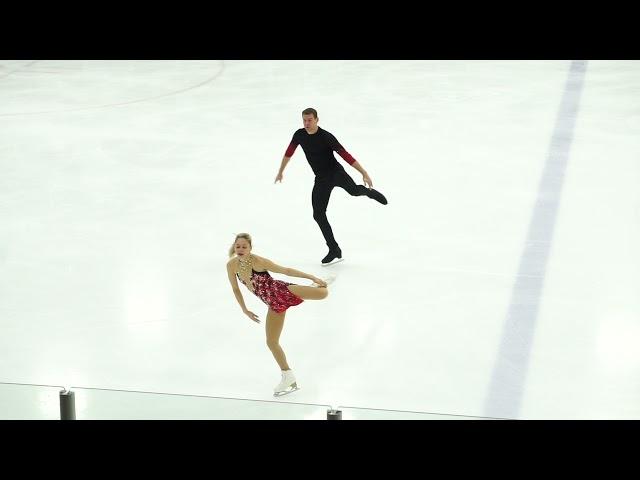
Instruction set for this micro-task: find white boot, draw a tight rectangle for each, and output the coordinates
[273,369,299,397]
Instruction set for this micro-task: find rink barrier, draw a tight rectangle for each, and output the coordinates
[59,387,76,420]
[0,381,505,420]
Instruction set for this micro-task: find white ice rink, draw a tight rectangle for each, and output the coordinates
[1,60,638,419]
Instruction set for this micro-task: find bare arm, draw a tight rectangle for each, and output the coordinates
[349,160,367,176]
[330,132,374,188]
[274,156,291,183]
[276,139,298,183]
[255,256,320,283]
[226,261,260,323]
[349,160,373,188]
[226,262,249,312]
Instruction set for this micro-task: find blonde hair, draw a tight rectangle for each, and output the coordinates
[229,233,252,258]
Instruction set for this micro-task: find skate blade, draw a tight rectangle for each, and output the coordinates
[273,385,300,397]
[321,257,344,267]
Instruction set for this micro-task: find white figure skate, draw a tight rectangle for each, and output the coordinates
[273,370,300,397]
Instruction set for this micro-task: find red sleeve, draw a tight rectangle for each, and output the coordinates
[284,142,298,157]
[336,148,356,165]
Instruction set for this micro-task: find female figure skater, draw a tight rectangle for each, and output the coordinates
[226,233,333,396]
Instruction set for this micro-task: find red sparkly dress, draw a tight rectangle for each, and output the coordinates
[237,269,304,314]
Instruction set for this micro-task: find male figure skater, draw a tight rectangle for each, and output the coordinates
[275,108,388,265]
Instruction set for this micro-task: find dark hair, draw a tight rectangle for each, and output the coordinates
[302,108,317,118]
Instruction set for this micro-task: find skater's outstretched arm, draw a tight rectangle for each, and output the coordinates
[326,131,374,188]
[274,155,291,183]
[348,160,373,188]
[275,138,298,183]
[226,260,260,323]
[253,255,326,287]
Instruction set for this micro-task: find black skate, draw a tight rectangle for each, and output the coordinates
[368,188,388,205]
[321,248,343,266]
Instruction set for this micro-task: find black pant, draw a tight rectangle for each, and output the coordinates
[312,167,370,250]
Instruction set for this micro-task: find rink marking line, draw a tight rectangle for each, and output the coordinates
[483,60,588,419]
[421,267,543,279]
[0,60,225,117]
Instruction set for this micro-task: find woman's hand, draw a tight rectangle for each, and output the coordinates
[243,310,260,323]
[311,277,327,287]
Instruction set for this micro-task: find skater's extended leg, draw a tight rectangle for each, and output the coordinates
[333,168,369,196]
[287,284,328,300]
[334,168,387,204]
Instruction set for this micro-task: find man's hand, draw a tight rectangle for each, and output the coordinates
[363,173,373,188]
[274,172,283,183]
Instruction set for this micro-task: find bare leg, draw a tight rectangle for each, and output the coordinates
[287,284,328,300]
[266,309,290,370]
